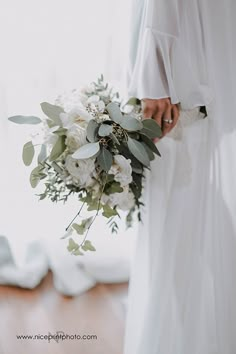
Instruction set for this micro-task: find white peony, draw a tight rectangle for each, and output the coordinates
[109,155,133,187]
[66,125,87,153]
[101,186,135,211]
[60,107,93,130]
[55,89,89,112]
[65,155,95,187]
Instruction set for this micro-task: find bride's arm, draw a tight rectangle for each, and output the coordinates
[127,0,182,136]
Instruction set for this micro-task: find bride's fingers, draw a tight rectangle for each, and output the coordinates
[142,106,154,119]
[162,106,173,136]
[142,100,157,119]
[152,110,164,143]
[153,108,164,127]
[162,104,180,137]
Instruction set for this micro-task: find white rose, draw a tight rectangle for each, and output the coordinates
[60,107,93,130]
[66,125,87,153]
[65,155,95,187]
[101,186,135,211]
[109,155,133,187]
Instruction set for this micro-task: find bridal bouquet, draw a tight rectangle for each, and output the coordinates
[8,76,162,255]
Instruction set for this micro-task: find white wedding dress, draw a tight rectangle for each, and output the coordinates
[124,1,236,353]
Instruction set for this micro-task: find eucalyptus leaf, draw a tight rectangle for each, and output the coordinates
[127,137,150,167]
[141,142,155,161]
[98,124,113,137]
[40,102,64,126]
[8,115,41,125]
[106,102,123,124]
[49,135,66,161]
[22,141,35,166]
[97,147,113,172]
[120,115,143,131]
[140,134,161,156]
[38,144,47,163]
[30,165,43,188]
[81,240,96,252]
[87,120,99,142]
[141,119,162,139]
[72,142,100,160]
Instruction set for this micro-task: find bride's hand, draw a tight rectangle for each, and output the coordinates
[142,98,180,140]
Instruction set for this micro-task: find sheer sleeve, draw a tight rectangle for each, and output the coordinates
[127,0,213,109]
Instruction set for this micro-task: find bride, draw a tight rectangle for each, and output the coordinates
[124,0,236,353]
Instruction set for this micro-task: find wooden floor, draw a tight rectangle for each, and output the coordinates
[0,272,128,354]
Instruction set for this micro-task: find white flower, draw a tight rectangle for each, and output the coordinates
[66,125,87,153]
[65,155,95,187]
[96,114,111,123]
[101,186,135,211]
[60,107,93,130]
[55,89,88,112]
[86,95,105,113]
[109,155,133,187]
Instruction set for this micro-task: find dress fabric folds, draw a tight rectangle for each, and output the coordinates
[124,0,236,353]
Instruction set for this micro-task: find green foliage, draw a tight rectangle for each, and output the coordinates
[120,115,143,131]
[72,142,100,160]
[87,120,99,142]
[53,127,68,136]
[40,102,64,126]
[125,97,141,106]
[102,204,118,218]
[72,217,93,235]
[106,102,123,124]
[141,119,163,139]
[8,115,41,125]
[67,238,84,256]
[127,137,150,167]
[97,147,113,172]
[30,165,45,188]
[140,133,161,156]
[105,181,123,195]
[87,199,102,211]
[22,141,35,166]
[49,135,66,161]
[81,240,96,252]
[107,218,119,233]
[141,142,155,161]
[98,123,113,137]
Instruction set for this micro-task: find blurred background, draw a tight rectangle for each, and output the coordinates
[0,1,136,353]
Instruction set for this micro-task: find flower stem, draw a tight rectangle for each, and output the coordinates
[79,174,108,247]
[65,202,85,231]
